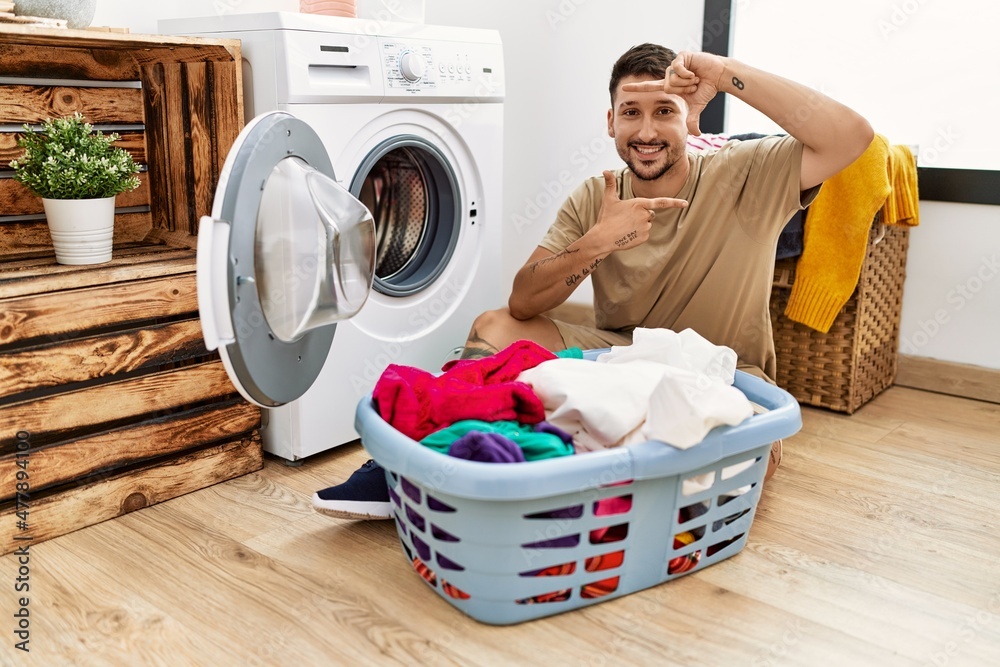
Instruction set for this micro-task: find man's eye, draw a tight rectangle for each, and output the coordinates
[657,108,673,115]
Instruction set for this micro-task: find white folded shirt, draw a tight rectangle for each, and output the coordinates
[517,328,753,452]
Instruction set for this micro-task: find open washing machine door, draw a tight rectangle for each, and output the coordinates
[197,111,376,407]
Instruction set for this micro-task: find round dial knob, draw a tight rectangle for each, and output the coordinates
[399,51,426,82]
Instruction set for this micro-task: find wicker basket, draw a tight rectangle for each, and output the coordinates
[770,222,910,414]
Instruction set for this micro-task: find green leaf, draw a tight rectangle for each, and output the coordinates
[10,112,141,200]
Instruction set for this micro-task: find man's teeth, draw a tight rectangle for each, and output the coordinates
[635,146,661,154]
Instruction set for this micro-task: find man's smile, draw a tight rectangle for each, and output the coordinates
[631,143,666,158]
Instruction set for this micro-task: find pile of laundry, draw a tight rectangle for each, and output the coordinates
[371,327,754,462]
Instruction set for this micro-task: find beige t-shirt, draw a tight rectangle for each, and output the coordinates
[539,135,818,382]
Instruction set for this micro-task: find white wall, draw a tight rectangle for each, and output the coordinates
[897,202,999,369]
[730,0,1000,371]
[92,0,299,35]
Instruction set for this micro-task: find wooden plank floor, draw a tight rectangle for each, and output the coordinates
[2,386,999,666]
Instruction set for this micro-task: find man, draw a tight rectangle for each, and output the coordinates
[312,44,874,520]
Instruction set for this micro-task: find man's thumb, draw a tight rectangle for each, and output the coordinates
[686,111,703,137]
[602,170,619,199]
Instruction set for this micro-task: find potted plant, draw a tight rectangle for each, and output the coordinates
[10,112,141,265]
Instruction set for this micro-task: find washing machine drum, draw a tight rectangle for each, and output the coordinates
[352,138,460,297]
[197,111,376,408]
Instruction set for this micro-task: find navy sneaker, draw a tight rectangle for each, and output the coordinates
[312,459,393,520]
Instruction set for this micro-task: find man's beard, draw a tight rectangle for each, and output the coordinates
[619,141,681,181]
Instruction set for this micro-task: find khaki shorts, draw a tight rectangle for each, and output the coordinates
[550,319,634,352]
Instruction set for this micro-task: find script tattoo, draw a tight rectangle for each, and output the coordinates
[581,257,602,277]
[531,248,579,273]
[732,76,745,90]
[565,272,583,287]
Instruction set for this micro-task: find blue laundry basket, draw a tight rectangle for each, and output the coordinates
[354,359,801,625]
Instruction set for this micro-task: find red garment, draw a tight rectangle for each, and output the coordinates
[373,340,556,441]
[438,338,557,381]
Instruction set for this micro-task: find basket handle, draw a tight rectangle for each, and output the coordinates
[871,220,886,246]
[772,264,795,289]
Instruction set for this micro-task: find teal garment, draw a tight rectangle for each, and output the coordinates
[556,347,584,359]
[420,420,574,461]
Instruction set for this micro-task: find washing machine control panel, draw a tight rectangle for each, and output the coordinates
[382,41,439,90]
[380,39,503,98]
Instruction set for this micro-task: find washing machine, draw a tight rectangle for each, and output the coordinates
[162,12,505,462]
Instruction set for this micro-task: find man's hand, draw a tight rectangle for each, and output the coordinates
[595,170,687,251]
[620,51,726,136]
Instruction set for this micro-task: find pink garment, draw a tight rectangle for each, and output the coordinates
[439,339,556,382]
[373,340,556,441]
[686,133,730,153]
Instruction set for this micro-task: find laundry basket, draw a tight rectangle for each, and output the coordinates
[354,360,801,625]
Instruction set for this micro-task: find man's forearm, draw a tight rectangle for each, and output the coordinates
[508,238,609,320]
[718,57,873,187]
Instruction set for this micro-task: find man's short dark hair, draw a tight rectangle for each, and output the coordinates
[609,43,677,103]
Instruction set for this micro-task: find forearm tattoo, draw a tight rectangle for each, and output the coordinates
[530,247,579,273]
[732,76,745,90]
[461,328,500,360]
[565,256,603,287]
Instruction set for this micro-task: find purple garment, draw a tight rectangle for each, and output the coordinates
[533,421,574,446]
[448,431,526,463]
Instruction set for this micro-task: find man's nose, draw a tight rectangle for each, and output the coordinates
[637,115,657,142]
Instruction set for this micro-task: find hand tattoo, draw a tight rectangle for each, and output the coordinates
[614,231,638,247]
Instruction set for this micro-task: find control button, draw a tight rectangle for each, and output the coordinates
[399,51,426,82]
[439,62,447,73]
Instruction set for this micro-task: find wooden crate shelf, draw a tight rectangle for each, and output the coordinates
[0,27,259,555]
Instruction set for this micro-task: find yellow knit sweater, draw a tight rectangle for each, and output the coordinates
[784,135,891,333]
[882,144,920,227]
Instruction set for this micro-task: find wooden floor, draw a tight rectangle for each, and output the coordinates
[2,386,999,666]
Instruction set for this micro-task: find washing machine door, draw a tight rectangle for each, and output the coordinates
[197,111,376,407]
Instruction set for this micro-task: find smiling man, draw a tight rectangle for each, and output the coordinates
[464,43,873,383]
[312,44,873,519]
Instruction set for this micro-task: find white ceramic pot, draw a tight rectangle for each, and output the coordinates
[42,196,115,265]
[14,0,97,29]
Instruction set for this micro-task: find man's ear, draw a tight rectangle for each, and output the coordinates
[607,108,614,137]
